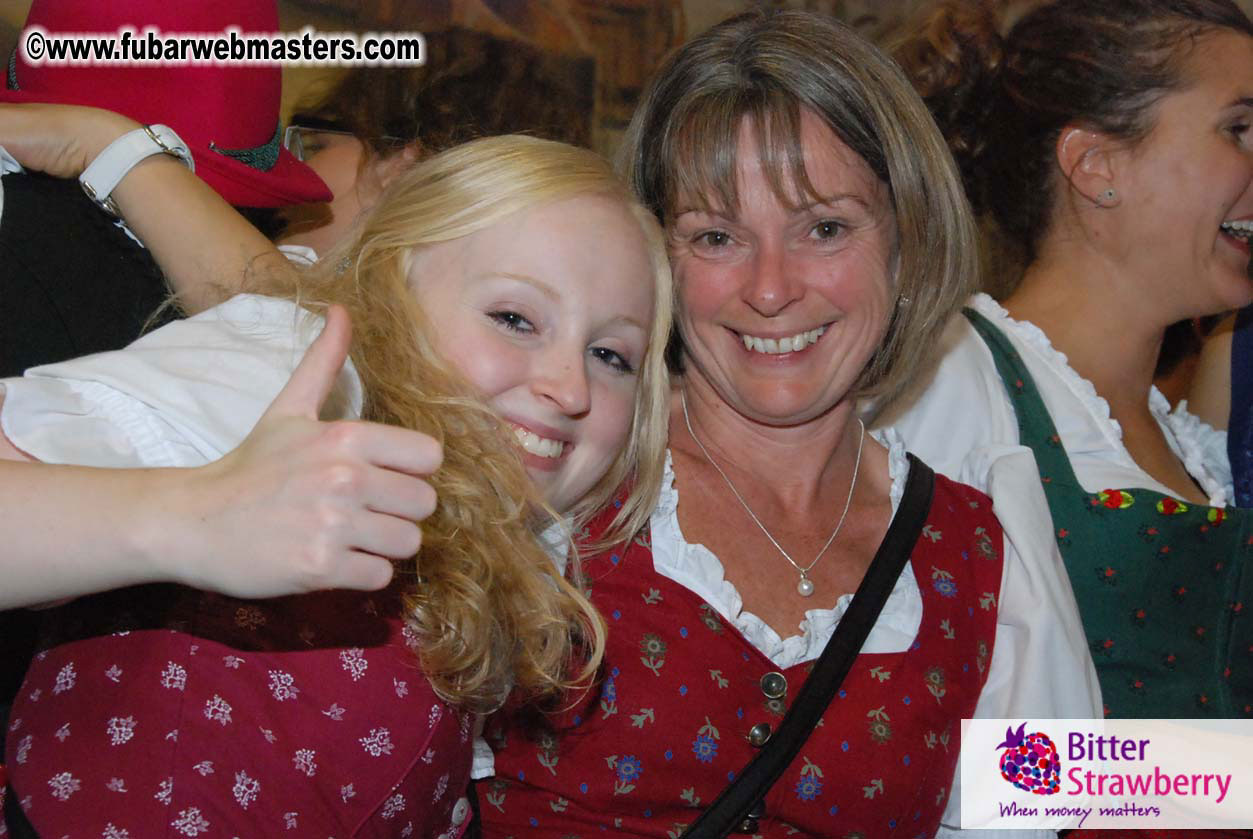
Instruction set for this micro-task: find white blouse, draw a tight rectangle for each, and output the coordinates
[651,429,1098,838]
[878,293,1233,504]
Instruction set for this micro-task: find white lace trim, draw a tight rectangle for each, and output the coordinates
[1159,395,1232,506]
[970,293,1230,506]
[649,428,921,669]
[970,293,1124,443]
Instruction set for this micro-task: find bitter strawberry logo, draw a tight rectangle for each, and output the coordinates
[996,722,1061,795]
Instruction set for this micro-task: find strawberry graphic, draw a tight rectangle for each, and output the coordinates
[995,722,1061,795]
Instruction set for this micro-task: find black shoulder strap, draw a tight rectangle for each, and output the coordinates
[680,453,936,838]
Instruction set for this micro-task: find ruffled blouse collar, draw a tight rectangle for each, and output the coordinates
[969,293,1230,506]
[648,428,920,668]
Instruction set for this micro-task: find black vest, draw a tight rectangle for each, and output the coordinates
[0,172,177,376]
[0,174,182,798]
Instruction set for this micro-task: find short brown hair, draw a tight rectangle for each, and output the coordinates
[620,8,979,404]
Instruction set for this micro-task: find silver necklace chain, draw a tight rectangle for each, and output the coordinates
[680,390,865,597]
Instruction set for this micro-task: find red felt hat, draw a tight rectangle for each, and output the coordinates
[2,0,332,208]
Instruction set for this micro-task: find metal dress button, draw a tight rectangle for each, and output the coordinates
[759,671,787,699]
[733,799,767,833]
[450,796,471,826]
[747,722,772,747]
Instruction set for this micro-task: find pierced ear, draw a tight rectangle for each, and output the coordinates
[1056,125,1119,207]
[372,141,423,188]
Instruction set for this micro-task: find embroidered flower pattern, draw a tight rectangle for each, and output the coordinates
[203,695,232,726]
[47,771,81,801]
[159,662,187,691]
[292,749,317,777]
[267,670,300,702]
[53,662,77,694]
[233,606,266,630]
[232,771,259,809]
[795,758,825,802]
[171,807,210,836]
[691,734,717,764]
[340,648,368,681]
[931,567,958,599]
[381,792,406,820]
[640,633,666,675]
[359,727,395,757]
[106,715,137,746]
[614,754,642,794]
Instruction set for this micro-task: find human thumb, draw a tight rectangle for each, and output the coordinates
[263,304,353,420]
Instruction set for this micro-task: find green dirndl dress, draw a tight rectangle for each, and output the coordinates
[965,308,1253,718]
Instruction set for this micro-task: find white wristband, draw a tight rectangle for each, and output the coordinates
[79,124,194,217]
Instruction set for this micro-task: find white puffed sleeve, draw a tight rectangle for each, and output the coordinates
[934,447,1103,838]
[0,294,362,469]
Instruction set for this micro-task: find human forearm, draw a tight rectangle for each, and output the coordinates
[0,103,289,312]
[0,307,440,608]
[0,457,198,608]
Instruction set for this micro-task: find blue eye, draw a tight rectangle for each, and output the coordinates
[487,310,535,334]
[591,346,635,375]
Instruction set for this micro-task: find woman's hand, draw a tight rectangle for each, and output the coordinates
[157,306,442,597]
[0,307,438,609]
[0,102,137,178]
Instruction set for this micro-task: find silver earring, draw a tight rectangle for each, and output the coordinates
[1098,188,1117,206]
[897,294,911,307]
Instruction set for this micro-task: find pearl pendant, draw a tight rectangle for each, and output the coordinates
[797,575,815,597]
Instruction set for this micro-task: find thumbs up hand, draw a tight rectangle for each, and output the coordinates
[167,305,442,598]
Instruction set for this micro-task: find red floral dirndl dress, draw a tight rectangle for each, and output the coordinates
[5,583,475,838]
[482,470,1003,838]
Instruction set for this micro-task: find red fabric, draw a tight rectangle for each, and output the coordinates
[484,474,1004,838]
[5,584,473,837]
[1,0,332,206]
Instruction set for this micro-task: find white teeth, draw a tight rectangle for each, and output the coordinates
[1221,220,1253,240]
[741,325,826,355]
[512,426,565,458]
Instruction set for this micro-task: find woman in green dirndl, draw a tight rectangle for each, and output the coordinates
[882,0,1253,721]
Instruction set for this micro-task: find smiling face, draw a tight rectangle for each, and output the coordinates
[1114,29,1253,317]
[668,110,898,426]
[408,194,656,514]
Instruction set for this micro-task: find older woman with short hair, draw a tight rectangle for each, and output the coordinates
[480,9,1097,838]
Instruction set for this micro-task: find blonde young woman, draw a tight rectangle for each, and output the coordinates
[0,104,671,837]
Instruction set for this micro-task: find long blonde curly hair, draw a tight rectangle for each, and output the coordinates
[254,135,672,711]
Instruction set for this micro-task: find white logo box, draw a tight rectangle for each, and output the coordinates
[960,718,1253,830]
